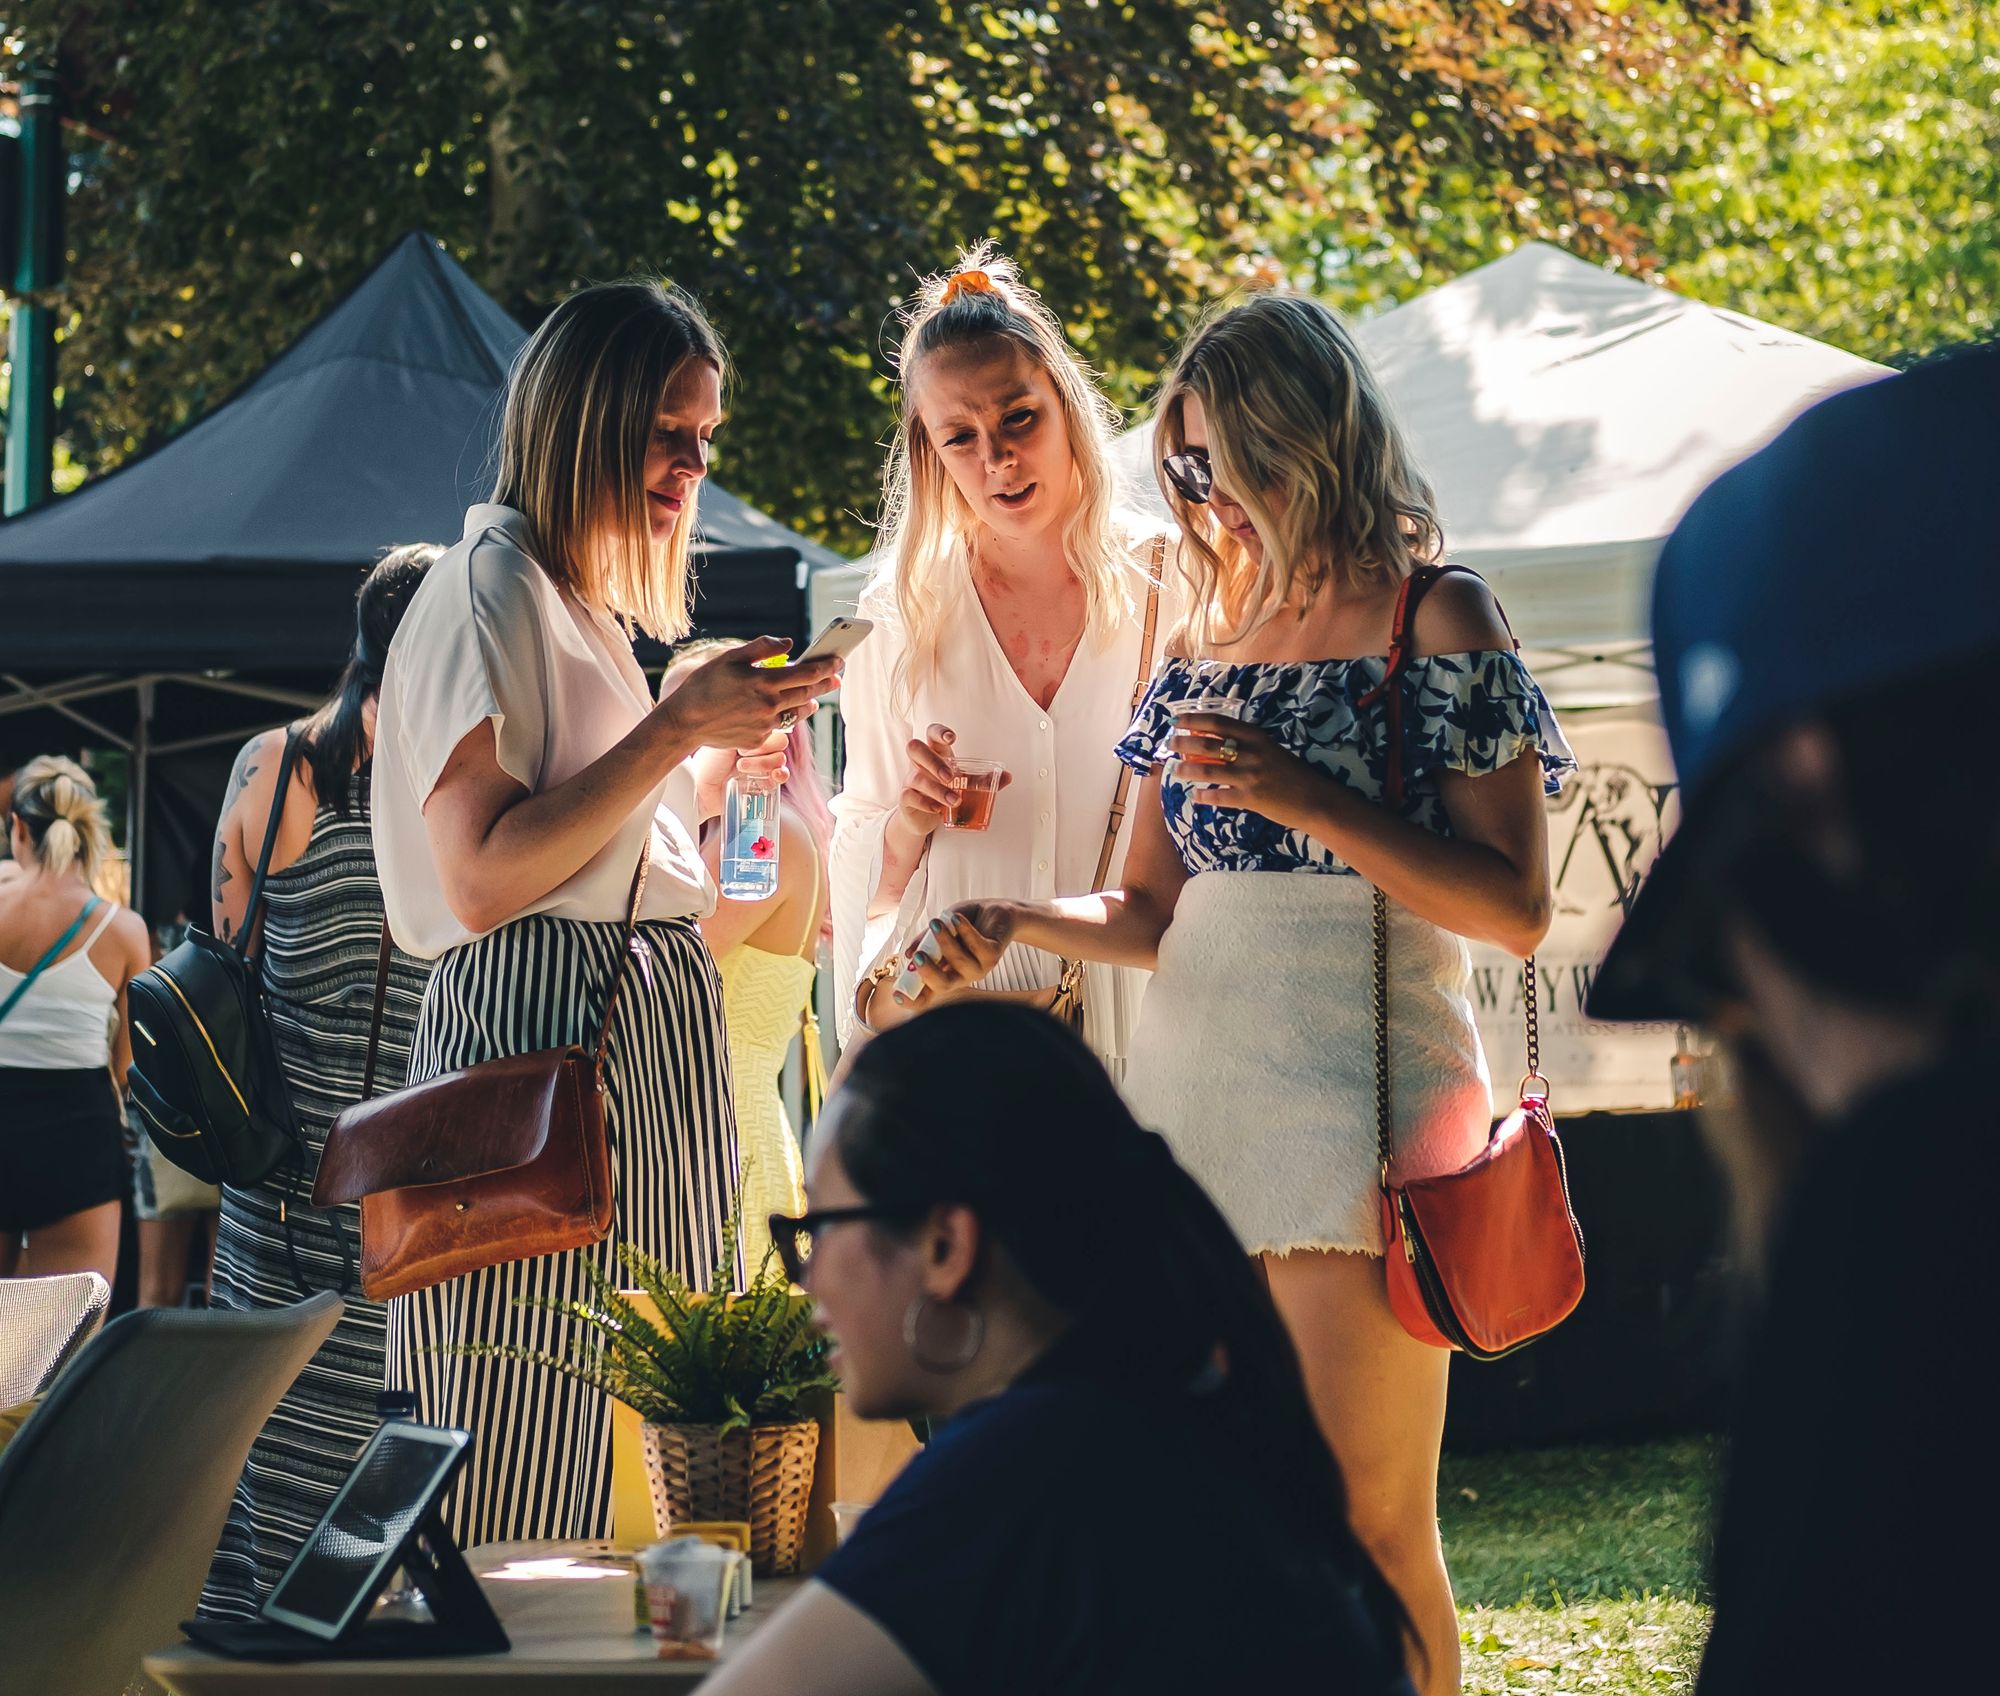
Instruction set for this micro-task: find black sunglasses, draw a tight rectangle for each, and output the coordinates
[769,1205,922,1285]
[1161,449,1214,505]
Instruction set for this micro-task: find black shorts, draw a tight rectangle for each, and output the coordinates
[0,1066,130,1233]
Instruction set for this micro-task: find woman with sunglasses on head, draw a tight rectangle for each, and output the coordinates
[924,294,1573,1694]
[705,1002,1414,1696]
[829,245,1171,1077]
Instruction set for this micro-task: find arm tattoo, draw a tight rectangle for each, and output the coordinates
[212,830,234,941]
[224,728,274,808]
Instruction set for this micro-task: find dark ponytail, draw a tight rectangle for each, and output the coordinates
[834,1003,1409,1647]
[304,543,442,812]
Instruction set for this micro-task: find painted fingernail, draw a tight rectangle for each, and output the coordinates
[929,919,946,934]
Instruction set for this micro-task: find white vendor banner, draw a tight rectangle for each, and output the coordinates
[1468,703,1684,1112]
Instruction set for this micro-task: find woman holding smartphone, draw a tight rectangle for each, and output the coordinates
[829,245,1170,1078]
[924,294,1572,1696]
[370,279,841,1545]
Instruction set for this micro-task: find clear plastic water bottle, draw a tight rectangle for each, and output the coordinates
[721,771,780,901]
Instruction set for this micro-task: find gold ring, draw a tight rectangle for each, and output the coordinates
[1219,737,1240,765]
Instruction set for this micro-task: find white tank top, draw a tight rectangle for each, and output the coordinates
[0,902,122,1069]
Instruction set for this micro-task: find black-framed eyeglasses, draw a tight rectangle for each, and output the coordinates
[1161,449,1214,505]
[769,1206,921,1286]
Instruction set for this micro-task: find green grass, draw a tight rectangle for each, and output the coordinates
[1442,1438,1720,1694]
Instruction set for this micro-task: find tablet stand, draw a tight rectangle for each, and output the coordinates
[181,1507,511,1662]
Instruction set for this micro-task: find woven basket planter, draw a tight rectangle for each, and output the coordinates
[639,1418,820,1575]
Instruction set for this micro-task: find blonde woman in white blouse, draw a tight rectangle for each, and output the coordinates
[831,247,1167,1078]
[371,281,841,1546]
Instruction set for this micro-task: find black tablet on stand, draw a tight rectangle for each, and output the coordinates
[182,1421,510,1661]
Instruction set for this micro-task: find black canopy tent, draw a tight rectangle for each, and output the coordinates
[0,232,846,920]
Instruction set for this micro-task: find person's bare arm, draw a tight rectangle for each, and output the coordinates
[697,808,813,961]
[904,774,1191,1001]
[210,728,311,948]
[422,638,838,935]
[699,1580,937,1696]
[104,908,150,1091]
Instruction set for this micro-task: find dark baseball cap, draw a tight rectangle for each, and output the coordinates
[1588,343,2000,1021]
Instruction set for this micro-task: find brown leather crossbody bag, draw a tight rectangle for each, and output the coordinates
[1361,565,1586,1359]
[313,852,648,1301]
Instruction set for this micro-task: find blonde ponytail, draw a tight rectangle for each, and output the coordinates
[10,756,117,892]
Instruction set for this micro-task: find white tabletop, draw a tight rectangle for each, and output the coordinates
[143,1543,802,1695]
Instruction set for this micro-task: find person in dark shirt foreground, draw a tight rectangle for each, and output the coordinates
[1588,345,2000,1696]
[704,1001,1416,1696]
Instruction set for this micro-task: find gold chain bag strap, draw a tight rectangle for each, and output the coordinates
[1048,542,1162,1032]
[1363,564,1585,1358]
[313,845,651,1301]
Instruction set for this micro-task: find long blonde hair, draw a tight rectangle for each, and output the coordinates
[491,279,727,641]
[9,756,116,892]
[876,244,1131,702]
[1157,292,1442,650]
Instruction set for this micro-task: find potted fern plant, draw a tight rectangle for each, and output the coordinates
[481,1210,837,1575]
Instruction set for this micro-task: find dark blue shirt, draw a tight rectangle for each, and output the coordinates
[818,1356,1413,1696]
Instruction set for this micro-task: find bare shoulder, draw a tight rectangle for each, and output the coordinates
[1409,568,1512,657]
[108,903,152,974]
[222,727,313,829]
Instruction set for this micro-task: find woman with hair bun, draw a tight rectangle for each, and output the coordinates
[830,245,1171,1077]
[197,541,442,1620]
[0,756,150,1283]
[933,293,1575,1694]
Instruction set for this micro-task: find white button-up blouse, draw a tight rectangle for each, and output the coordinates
[829,528,1173,1070]
[372,504,713,959]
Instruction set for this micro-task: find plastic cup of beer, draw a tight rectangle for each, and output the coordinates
[945,758,1004,831]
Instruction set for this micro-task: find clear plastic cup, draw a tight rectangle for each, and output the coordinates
[637,1539,733,1660]
[830,1500,870,1545]
[944,757,1004,831]
[1162,690,1247,721]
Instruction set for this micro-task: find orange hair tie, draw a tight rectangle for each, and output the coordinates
[940,269,995,303]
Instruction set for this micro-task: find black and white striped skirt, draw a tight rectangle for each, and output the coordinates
[385,913,739,1547]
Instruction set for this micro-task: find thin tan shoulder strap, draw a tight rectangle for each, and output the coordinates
[1090,539,1165,894]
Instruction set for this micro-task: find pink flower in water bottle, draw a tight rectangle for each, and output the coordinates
[750,835,775,860]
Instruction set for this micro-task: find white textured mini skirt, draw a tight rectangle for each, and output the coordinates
[1125,870,1494,1257]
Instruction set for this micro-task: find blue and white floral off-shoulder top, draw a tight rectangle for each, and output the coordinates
[1115,649,1576,876]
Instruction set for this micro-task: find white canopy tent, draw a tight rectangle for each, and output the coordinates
[809,245,1890,1105]
[1110,242,1887,705]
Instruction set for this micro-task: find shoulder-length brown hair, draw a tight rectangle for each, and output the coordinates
[491,279,727,640]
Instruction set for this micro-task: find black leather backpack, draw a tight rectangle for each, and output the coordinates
[127,729,307,1188]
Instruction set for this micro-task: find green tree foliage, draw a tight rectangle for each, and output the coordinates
[3,2,1736,556]
[1635,1,1999,365]
[1269,1,1998,364]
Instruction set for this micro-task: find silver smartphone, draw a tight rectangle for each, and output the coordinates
[788,616,873,667]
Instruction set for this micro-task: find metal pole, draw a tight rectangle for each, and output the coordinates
[4,74,61,517]
[130,680,153,914]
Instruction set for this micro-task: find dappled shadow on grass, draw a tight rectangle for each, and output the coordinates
[1460,1597,1709,1696]
[1442,1438,1719,1695]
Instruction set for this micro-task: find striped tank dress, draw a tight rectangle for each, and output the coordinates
[386,910,740,1547]
[200,763,430,1620]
